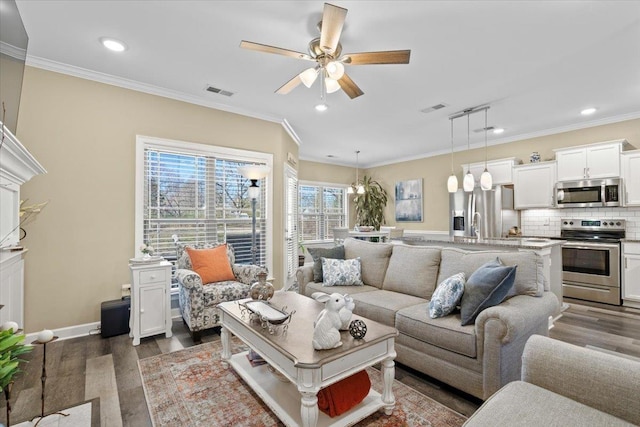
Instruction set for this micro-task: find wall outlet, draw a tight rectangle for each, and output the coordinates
[121,284,131,298]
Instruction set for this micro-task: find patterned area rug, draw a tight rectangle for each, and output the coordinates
[139,339,466,427]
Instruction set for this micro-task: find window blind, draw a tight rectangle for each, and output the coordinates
[143,148,267,266]
[299,184,347,241]
[285,167,298,278]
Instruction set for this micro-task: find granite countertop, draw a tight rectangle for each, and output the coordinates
[400,235,565,250]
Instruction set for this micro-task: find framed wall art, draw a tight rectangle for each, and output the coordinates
[395,179,423,222]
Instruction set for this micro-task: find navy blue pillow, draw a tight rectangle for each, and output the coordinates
[308,246,345,282]
[460,258,517,326]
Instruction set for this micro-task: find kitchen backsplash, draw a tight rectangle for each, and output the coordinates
[522,207,640,240]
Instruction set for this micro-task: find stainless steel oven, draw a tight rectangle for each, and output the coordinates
[560,219,624,305]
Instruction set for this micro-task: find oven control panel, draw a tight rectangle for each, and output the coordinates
[561,219,625,231]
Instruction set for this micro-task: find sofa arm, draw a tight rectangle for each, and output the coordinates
[295,265,314,295]
[232,264,268,286]
[522,335,640,425]
[175,268,204,291]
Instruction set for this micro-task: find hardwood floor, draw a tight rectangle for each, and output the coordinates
[2,299,639,426]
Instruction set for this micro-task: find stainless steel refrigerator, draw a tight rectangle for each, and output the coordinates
[449,186,520,239]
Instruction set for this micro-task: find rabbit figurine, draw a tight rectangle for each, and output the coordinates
[339,294,355,330]
[312,292,346,350]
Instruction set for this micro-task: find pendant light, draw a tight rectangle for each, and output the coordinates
[447,119,458,193]
[347,150,365,194]
[480,108,493,190]
[463,114,475,192]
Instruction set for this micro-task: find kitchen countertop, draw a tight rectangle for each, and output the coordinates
[399,235,565,250]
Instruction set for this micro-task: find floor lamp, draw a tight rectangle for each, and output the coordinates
[239,164,270,265]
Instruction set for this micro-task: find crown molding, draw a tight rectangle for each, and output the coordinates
[281,119,301,146]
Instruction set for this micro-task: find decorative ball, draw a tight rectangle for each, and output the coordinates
[1,321,19,332]
[37,329,54,343]
[349,319,367,339]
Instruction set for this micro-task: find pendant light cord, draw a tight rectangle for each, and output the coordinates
[484,109,488,169]
[450,119,454,173]
[467,114,471,173]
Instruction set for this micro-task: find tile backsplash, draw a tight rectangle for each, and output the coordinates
[521,207,640,240]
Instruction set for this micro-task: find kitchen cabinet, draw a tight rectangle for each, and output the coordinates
[464,158,519,185]
[554,140,626,181]
[622,150,640,206]
[513,161,556,209]
[129,261,172,345]
[622,242,640,307]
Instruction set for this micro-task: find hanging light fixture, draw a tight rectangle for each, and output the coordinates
[347,150,365,194]
[480,108,493,190]
[314,70,329,112]
[300,67,319,88]
[447,118,458,193]
[463,114,475,192]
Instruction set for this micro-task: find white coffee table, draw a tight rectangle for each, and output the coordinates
[218,292,398,427]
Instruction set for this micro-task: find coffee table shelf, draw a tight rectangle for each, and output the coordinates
[230,351,384,427]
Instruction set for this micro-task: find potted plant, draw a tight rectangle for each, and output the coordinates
[353,175,389,230]
[0,328,32,426]
[298,240,306,267]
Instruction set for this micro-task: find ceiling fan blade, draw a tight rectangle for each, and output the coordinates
[319,3,347,55]
[338,73,364,99]
[275,73,303,95]
[344,50,411,65]
[240,40,313,61]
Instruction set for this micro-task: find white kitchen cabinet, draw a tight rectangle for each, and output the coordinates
[513,161,557,209]
[554,140,626,181]
[129,261,172,345]
[465,157,519,185]
[622,242,640,306]
[622,150,640,206]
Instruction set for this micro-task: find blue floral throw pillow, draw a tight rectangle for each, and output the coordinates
[428,272,466,319]
[321,257,364,287]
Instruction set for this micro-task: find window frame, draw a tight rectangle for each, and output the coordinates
[135,135,273,276]
[298,180,349,244]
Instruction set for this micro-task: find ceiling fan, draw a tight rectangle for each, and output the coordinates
[240,2,411,99]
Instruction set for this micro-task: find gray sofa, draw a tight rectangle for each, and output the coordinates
[296,238,559,400]
[464,335,640,426]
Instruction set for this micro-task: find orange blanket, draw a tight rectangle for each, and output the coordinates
[317,370,371,417]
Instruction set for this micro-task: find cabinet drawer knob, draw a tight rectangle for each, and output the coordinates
[140,309,145,314]
[149,275,156,280]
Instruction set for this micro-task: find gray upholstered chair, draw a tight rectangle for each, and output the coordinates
[174,240,267,342]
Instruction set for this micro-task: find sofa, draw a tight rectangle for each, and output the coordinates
[175,242,267,342]
[296,238,559,400]
[464,335,640,426]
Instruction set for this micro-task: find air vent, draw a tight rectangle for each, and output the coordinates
[420,103,447,113]
[206,85,234,97]
[474,126,495,133]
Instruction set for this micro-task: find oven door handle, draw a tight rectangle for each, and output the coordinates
[563,242,619,250]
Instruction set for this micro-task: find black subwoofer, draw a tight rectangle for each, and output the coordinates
[101,298,130,338]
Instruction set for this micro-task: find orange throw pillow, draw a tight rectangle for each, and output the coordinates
[186,245,235,284]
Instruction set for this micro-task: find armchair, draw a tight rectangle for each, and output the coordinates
[174,241,267,343]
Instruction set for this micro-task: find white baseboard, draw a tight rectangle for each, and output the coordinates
[25,321,101,343]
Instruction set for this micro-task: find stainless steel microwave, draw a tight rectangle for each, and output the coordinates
[555,178,622,208]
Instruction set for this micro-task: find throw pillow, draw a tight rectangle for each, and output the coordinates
[308,246,345,282]
[460,258,517,326]
[428,272,466,319]
[185,245,236,284]
[321,257,364,287]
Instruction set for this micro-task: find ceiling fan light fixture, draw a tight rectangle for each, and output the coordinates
[300,67,319,88]
[326,61,345,80]
[325,77,341,93]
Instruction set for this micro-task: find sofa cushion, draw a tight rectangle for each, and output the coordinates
[308,245,345,282]
[429,272,466,318]
[382,245,441,299]
[438,248,544,297]
[304,282,378,298]
[321,257,364,286]
[344,238,393,288]
[460,259,517,326]
[396,303,477,358]
[463,381,633,427]
[186,245,236,284]
[350,290,426,327]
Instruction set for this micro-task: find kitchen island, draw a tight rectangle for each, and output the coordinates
[399,235,566,317]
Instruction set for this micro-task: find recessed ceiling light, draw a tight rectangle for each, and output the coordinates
[493,128,505,134]
[581,107,597,116]
[315,103,328,112]
[100,37,127,52]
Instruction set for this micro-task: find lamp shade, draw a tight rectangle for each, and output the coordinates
[326,61,345,80]
[325,77,341,93]
[463,171,475,192]
[300,67,319,88]
[347,186,354,194]
[238,165,270,180]
[247,185,260,199]
[356,184,365,194]
[480,169,493,190]
[447,174,458,193]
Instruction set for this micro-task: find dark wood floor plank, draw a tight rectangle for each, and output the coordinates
[119,386,152,427]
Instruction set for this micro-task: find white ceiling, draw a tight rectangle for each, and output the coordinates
[15,1,640,167]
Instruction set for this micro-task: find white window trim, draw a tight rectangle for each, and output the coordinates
[298,180,349,244]
[135,135,274,276]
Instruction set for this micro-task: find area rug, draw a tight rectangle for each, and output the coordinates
[139,339,466,427]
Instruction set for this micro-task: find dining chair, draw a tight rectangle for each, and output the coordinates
[332,227,350,245]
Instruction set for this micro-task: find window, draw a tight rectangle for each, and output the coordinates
[298,182,348,242]
[136,136,272,271]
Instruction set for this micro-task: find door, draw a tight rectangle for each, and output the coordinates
[513,162,556,209]
[139,284,166,336]
[586,144,620,178]
[622,151,640,206]
[556,148,587,181]
[283,165,298,290]
[623,243,640,303]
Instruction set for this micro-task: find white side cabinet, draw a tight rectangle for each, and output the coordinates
[554,139,626,181]
[129,261,172,345]
[622,242,640,307]
[513,161,557,209]
[622,150,640,206]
